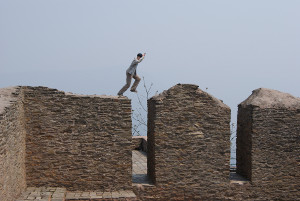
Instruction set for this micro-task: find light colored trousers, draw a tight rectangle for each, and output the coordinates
[118,73,141,95]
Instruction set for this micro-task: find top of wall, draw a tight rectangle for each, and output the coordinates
[239,88,300,109]
[64,92,126,99]
[150,84,230,109]
[23,86,128,100]
[0,85,129,114]
[0,86,20,115]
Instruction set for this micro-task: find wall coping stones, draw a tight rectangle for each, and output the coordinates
[0,86,129,107]
[239,87,300,109]
[21,86,128,100]
[65,92,129,100]
[150,83,230,109]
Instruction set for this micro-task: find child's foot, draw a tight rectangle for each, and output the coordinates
[130,89,137,93]
[118,95,127,98]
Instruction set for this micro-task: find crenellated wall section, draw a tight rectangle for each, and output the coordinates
[134,85,300,200]
[0,84,299,200]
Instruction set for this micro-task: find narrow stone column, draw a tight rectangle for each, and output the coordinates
[237,88,300,189]
[147,84,231,196]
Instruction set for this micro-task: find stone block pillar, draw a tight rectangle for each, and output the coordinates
[147,84,231,194]
[237,88,300,189]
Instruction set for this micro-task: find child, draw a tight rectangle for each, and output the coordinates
[118,53,146,96]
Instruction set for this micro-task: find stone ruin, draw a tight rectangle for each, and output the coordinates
[0,84,299,200]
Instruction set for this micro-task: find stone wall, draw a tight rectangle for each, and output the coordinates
[133,86,300,200]
[0,87,26,201]
[147,84,231,197]
[1,84,299,200]
[132,136,147,152]
[236,88,300,199]
[22,86,132,191]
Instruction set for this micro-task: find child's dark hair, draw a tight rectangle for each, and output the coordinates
[137,53,143,57]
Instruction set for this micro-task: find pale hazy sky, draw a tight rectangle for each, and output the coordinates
[1,0,300,136]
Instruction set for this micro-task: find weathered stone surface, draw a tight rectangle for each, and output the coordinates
[236,87,300,199]
[22,86,132,191]
[132,85,300,200]
[0,87,26,201]
[2,85,300,200]
[239,87,300,109]
[147,84,231,197]
[132,136,147,152]
[0,86,133,195]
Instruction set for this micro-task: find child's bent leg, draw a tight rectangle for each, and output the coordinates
[118,73,132,95]
[130,75,141,92]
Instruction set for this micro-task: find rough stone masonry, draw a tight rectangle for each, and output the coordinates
[133,85,300,200]
[0,86,132,201]
[0,87,26,201]
[236,88,300,200]
[147,84,231,199]
[22,86,132,191]
[1,84,300,201]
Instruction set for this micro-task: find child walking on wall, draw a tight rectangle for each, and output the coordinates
[118,53,146,96]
